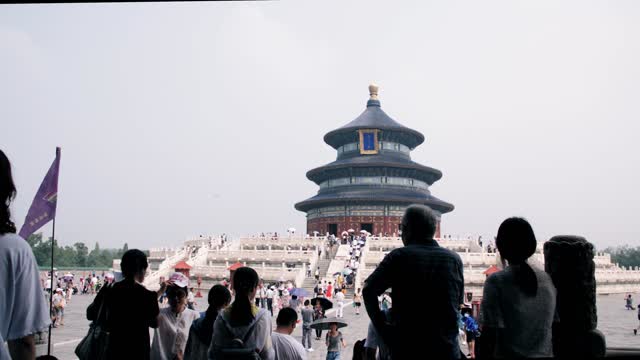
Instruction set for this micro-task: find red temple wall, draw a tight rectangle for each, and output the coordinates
[307,216,441,238]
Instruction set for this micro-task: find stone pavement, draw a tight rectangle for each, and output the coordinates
[41,290,639,359]
[289,300,365,360]
[41,294,371,360]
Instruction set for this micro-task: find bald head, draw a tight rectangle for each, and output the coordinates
[401,205,437,244]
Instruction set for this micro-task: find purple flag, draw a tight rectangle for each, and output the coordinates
[18,147,61,240]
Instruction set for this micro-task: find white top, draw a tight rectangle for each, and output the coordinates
[0,233,50,359]
[151,307,200,360]
[52,293,64,307]
[480,265,556,358]
[271,332,307,360]
[188,291,195,303]
[335,291,345,302]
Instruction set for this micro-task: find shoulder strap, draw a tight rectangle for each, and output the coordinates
[95,283,112,325]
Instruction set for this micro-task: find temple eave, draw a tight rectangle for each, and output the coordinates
[295,196,454,214]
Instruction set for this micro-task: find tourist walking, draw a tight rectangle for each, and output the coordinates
[271,308,307,360]
[326,282,333,299]
[335,290,345,318]
[52,288,66,326]
[208,266,275,360]
[313,302,326,340]
[187,287,196,310]
[184,284,231,360]
[363,205,464,359]
[301,300,314,352]
[478,217,557,359]
[461,307,479,359]
[353,288,362,315]
[324,321,347,360]
[0,150,50,359]
[88,249,162,360]
[151,272,201,360]
[267,285,275,316]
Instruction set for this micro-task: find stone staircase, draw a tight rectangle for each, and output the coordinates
[300,255,355,301]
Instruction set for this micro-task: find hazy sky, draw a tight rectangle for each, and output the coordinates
[2,1,639,250]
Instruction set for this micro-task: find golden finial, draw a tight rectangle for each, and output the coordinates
[369,83,379,100]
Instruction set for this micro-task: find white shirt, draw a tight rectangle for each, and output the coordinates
[151,307,200,360]
[187,291,195,303]
[271,332,307,360]
[335,292,345,303]
[0,233,50,359]
[52,293,64,307]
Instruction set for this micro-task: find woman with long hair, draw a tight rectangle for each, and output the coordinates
[208,266,275,360]
[185,284,231,360]
[0,150,50,359]
[478,217,557,359]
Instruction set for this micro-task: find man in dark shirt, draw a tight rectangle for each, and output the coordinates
[363,205,464,360]
[87,249,162,360]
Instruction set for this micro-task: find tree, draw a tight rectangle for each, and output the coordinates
[24,233,146,269]
[74,242,89,267]
[605,245,640,268]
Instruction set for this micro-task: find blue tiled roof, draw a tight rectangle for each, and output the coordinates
[324,100,425,149]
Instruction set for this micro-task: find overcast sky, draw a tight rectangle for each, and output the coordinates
[2,1,639,250]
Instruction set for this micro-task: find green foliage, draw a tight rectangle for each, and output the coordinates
[604,245,640,268]
[26,233,142,269]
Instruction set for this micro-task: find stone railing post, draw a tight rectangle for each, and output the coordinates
[544,235,606,358]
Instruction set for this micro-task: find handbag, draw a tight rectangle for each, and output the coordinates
[75,285,111,360]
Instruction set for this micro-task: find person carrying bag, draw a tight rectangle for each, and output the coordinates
[75,283,111,360]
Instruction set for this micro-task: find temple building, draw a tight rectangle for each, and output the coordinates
[295,85,454,237]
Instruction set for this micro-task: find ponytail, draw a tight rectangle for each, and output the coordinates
[229,267,259,326]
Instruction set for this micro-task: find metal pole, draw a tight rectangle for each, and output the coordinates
[47,217,56,355]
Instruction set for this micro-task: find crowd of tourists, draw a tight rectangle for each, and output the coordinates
[0,147,637,359]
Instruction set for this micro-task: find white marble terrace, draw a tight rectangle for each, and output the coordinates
[143,234,640,294]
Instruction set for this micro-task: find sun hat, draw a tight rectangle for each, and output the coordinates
[169,272,189,288]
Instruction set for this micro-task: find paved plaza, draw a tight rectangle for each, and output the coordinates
[39,292,373,360]
[38,291,640,359]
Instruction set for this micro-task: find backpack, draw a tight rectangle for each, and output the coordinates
[352,338,366,360]
[217,316,262,360]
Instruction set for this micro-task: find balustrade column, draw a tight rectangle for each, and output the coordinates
[544,235,605,358]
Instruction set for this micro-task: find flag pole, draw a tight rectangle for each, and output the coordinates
[47,146,60,356]
[47,216,56,355]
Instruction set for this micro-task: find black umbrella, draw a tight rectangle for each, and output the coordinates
[310,297,333,310]
[310,317,348,330]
